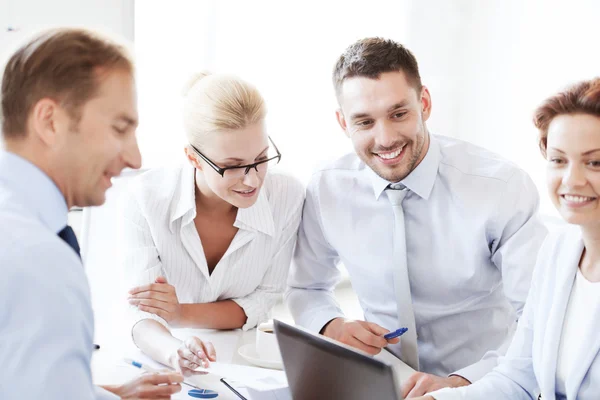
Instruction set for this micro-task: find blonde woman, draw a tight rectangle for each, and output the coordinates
[124,73,304,374]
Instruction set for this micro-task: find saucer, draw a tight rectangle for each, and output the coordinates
[238,343,284,370]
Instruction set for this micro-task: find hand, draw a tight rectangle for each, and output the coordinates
[129,276,184,326]
[401,373,470,398]
[321,318,399,355]
[105,372,183,399]
[169,336,217,376]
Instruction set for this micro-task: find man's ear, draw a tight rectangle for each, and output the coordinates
[336,109,350,138]
[420,86,432,122]
[184,146,202,170]
[30,98,64,146]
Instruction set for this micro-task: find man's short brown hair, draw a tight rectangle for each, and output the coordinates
[1,28,133,139]
[534,78,600,157]
[333,37,422,100]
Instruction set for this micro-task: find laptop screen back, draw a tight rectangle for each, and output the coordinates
[274,320,401,400]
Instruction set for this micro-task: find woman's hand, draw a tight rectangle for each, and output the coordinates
[169,336,217,376]
[129,276,185,327]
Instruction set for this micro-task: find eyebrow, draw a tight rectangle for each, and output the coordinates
[548,147,600,155]
[221,146,269,163]
[349,101,409,121]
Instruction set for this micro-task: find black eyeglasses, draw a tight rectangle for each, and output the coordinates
[190,136,281,180]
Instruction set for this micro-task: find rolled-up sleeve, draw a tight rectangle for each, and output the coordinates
[285,174,345,333]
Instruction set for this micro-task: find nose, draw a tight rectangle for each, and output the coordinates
[563,163,586,188]
[373,120,397,149]
[123,134,142,170]
[242,167,260,187]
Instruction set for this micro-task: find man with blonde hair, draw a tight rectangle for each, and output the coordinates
[0,28,182,399]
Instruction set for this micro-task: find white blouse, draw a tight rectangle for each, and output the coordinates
[124,164,305,330]
[556,268,600,396]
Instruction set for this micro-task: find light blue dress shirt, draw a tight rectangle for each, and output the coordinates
[0,151,117,399]
[286,135,548,382]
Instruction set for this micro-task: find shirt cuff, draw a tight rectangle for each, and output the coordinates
[450,356,498,384]
[231,297,270,331]
[427,387,465,400]
[305,308,345,334]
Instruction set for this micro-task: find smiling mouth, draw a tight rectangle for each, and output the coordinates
[373,145,406,162]
[233,188,256,195]
[560,194,598,203]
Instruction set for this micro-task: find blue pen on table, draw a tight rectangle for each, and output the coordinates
[384,327,408,340]
[123,358,205,391]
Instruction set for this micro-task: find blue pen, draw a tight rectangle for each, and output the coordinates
[384,327,408,340]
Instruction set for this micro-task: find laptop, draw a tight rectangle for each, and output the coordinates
[274,320,403,400]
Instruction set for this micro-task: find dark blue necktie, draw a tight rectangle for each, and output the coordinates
[58,225,81,258]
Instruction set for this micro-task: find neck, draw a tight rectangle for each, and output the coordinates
[194,170,236,216]
[579,224,600,280]
[5,138,73,208]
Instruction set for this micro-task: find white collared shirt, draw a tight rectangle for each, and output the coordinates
[124,164,304,331]
[286,135,548,382]
[0,151,118,399]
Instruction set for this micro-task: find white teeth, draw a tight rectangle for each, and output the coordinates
[377,146,403,160]
[563,195,595,203]
[236,189,254,194]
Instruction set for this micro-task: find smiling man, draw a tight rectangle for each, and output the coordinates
[286,37,548,398]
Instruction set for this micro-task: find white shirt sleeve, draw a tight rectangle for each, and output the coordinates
[452,169,547,382]
[122,193,169,331]
[431,234,551,400]
[286,175,346,333]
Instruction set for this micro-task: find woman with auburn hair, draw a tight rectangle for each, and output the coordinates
[124,72,304,375]
[418,78,600,399]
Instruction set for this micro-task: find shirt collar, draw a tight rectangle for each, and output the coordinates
[367,134,441,200]
[169,164,275,236]
[0,150,68,233]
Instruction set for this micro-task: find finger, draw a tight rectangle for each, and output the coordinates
[178,347,204,368]
[352,325,388,349]
[129,283,171,295]
[365,322,390,336]
[137,304,170,320]
[203,341,217,361]
[130,299,171,312]
[144,372,184,385]
[345,336,382,356]
[186,338,211,367]
[407,382,428,398]
[401,373,420,398]
[141,382,182,397]
[128,291,173,302]
[155,276,168,284]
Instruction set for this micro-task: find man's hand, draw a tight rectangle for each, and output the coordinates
[169,336,217,376]
[129,276,184,327]
[321,318,399,355]
[401,372,470,398]
[103,372,183,399]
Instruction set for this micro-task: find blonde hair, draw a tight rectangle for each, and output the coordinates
[183,72,267,148]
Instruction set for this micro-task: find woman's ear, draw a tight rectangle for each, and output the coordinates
[184,146,202,170]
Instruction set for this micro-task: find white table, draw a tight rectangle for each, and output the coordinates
[92,327,414,399]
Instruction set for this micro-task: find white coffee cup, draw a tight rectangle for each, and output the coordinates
[255,321,282,362]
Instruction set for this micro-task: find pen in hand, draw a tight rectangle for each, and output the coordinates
[384,327,408,341]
